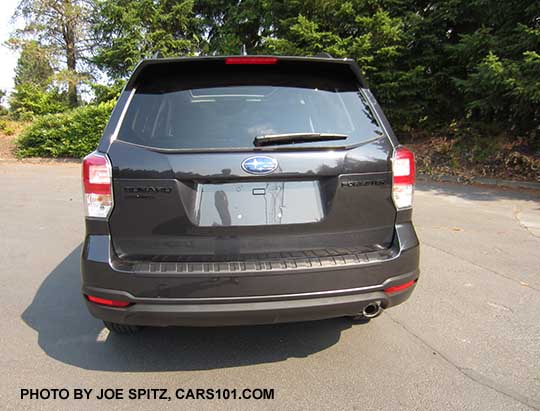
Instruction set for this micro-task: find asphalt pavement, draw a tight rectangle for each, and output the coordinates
[0,162,539,410]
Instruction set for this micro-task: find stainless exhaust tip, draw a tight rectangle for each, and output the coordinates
[362,302,382,318]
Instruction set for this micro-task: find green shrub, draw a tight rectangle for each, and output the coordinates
[16,101,115,158]
[91,80,125,104]
[9,83,70,119]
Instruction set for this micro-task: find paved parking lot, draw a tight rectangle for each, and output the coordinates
[1,162,539,410]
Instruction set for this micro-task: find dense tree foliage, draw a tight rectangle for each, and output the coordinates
[87,0,539,136]
[12,0,94,107]
[13,40,53,88]
[9,41,69,118]
[91,0,203,78]
[9,0,540,152]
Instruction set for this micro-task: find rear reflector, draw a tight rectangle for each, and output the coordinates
[384,280,416,294]
[225,57,278,65]
[82,152,113,218]
[87,295,131,307]
[392,147,415,209]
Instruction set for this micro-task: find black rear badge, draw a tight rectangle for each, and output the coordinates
[341,178,386,188]
[124,186,172,199]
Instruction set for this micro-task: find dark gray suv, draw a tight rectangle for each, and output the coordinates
[81,55,419,333]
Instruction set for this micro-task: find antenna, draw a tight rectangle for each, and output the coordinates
[241,45,247,56]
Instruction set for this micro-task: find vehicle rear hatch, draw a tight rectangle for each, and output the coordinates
[106,57,396,261]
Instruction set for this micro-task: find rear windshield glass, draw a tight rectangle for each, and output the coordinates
[118,61,383,150]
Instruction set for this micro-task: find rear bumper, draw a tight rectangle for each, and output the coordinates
[81,223,420,326]
[85,285,416,327]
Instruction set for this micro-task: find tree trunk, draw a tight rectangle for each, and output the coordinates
[64,2,78,108]
[66,39,78,107]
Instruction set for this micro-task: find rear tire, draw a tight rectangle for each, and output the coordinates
[103,321,141,334]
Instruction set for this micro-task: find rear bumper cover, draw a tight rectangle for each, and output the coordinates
[85,286,415,327]
[81,223,420,326]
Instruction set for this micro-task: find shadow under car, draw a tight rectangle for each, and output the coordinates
[22,245,357,372]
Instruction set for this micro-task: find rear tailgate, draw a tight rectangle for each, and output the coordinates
[106,57,396,261]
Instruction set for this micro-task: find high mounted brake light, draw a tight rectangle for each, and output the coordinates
[82,152,113,218]
[225,57,279,65]
[392,147,415,209]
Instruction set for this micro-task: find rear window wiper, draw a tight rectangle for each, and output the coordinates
[253,132,349,147]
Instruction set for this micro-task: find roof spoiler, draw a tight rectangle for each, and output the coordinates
[125,55,369,90]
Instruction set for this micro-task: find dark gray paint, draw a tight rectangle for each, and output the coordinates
[83,55,420,326]
[106,137,396,259]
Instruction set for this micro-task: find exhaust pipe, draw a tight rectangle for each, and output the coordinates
[362,302,382,318]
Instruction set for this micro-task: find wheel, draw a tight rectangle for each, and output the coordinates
[103,321,141,334]
[347,315,371,324]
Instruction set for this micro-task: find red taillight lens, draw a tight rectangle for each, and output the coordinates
[82,152,113,218]
[87,295,131,308]
[384,280,416,294]
[86,295,131,307]
[225,57,278,65]
[392,147,415,209]
[393,147,415,184]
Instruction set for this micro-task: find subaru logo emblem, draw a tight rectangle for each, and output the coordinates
[241,156,278,175]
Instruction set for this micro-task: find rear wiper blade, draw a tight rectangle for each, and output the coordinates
[253,132,348,147]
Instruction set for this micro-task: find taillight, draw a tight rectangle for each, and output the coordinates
[384,280,416,294]
[86,295,130,307]
[225,57,279,65]
[82,152,113,218]
[392,147,415,209]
